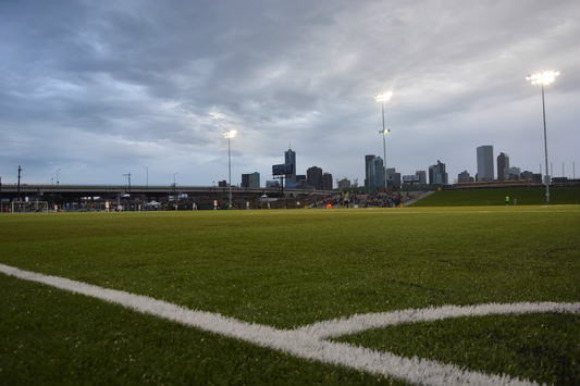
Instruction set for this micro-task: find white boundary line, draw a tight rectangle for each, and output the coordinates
[295,302,580,338]
[1,262,578,386]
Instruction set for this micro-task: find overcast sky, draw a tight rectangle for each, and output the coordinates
[1,0,578,187]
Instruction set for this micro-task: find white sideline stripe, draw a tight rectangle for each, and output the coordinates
[295,302,580,338]
[2,263,577,386]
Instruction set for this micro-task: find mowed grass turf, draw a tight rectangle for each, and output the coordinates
[1,206,579,385]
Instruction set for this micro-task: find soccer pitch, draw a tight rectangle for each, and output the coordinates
[1,206,579,386]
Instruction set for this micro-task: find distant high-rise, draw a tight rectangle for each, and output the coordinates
[284,147,296,188]
[337,178,351,190]
[416,170,427,185]
[296,175,307,188]
[386,168,401,189]
[307,166,323,189]
[429,160,448,185]
[477,145,494,181]
[404,170,426,186]
[364,155,384,191]
[241,172,260,188]
[497,152,509,181]
[508,167,521,180]
[322,172,333,190]
[457,170,473,184]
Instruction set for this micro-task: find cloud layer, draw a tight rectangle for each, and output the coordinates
[1,0,579,186]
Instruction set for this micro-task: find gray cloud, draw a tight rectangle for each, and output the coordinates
[1,0,578,185]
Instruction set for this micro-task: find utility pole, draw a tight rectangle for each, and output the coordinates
[172,172,178,211]
[145,166,149,203]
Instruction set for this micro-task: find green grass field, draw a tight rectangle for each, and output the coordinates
[1,207,579,385]
[414,186,580,206]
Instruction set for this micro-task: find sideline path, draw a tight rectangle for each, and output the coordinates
[404,190,435,207]
[1,262,578,386]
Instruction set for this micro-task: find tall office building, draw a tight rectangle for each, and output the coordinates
[386,168,401,188]
[284,147,296,188]
[416,170,427,185]
[364,155,374,189]
[477,145,494,182]
[295,175,307,187]
[497,152,509,181]
[322,172,333,190]
[241,172,260,188]
[364,155,384,191]
[429,160,448,185]
[307,166,323,189]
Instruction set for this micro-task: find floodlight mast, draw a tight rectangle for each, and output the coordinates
[375,92,392,191]
[223,129,237,209]
[526,70,559,204]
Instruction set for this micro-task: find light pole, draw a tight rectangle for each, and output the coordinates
[223,129,237,209]
[172,172,178,210]
[526,70,559,204]
[375,91,392,191]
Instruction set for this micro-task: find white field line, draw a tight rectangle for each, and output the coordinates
[295,302,580,338]
[2,263,578,386]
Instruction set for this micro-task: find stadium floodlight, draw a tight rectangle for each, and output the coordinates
[526,70,559,204]
[223,129,238,209]
[526,71,559,86]
[375,91,393,191]
[223,129,237,139]
[374,91,393,103]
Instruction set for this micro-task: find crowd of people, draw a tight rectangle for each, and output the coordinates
[303,191,422,209]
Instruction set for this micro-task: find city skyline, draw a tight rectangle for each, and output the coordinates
[1,1,579,186]
[3,139,577,189]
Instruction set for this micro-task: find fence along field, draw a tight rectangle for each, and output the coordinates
[0,206,579,385]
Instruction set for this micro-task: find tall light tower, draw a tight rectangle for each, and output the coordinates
[526,70,559,204]
[223,129,238,209]
[375,91,393,191]
[172,172,178,210]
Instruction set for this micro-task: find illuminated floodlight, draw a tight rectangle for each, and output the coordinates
[374,90,393,191]
[526,71,559,86]
[223,129,238,209]
[223,129,238,139]
[374,91,393,103]
[526,70,560,204]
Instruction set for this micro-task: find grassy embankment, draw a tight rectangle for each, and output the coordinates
[414,185,580,206]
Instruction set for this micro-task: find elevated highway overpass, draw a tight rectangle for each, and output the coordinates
[0,184,336,210]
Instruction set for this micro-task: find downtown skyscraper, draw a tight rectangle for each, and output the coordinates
[284,147,296,188]
[364,154,384,191]
[477,145,494,182]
